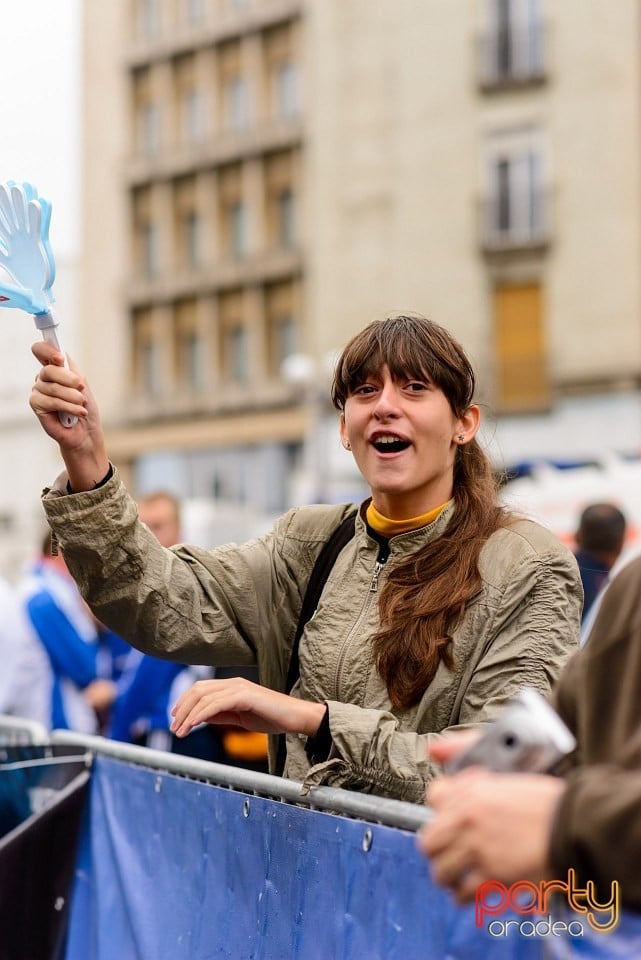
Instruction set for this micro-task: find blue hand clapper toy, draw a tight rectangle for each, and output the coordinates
[0,181,76,427]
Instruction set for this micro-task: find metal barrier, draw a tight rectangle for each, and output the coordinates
[0,713,49,747]
[50,728,431,831]
[59,739,538,960]
[2,721,630,959]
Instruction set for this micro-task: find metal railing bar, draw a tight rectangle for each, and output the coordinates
[50,729,432,831]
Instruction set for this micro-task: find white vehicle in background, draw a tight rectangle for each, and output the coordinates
[499,453,641,555]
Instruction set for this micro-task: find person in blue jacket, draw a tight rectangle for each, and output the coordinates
[16,532,118,732]
[109,491,229,761]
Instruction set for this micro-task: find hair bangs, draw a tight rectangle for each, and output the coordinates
[331,314,475,413]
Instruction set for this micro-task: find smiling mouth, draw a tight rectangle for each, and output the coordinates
[372,436,411,454]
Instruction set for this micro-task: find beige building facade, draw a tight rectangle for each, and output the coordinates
[80,0,641,518]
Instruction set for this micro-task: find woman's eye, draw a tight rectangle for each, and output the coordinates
[353,384,377,396]
[406,381,428,392]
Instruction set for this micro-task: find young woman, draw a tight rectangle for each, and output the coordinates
[30,314,581,801]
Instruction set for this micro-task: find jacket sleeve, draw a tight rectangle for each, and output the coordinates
[42,470,331,690]
[549,554,641,911]
[318,702,444,802]
[550,765,641,912]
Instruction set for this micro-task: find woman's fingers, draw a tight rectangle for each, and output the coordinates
[170,678,324,738]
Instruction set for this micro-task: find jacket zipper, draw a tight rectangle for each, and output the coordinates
[369,560,384,592]
[334,552,387,699]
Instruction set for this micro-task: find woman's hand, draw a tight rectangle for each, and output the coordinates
[170,677,326,738]
[30,341,110,491]
[418,769,565,903]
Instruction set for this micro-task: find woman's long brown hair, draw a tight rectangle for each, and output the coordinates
[332,314,511,711]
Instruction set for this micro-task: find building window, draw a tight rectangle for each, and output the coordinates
[266,280,299,376]
[140,340,160,394]
[183,89,205,143]
[174,300,203,391]
[226,76,250,130]
[184,332,202,389]
[272,315,297,374]
[276,189,295,248]
[184,0,204,26]
[481,0,545,87]
[177,329,203,390]
[275,62,298,119]
[225,325,249,384]
[182,211,201,268]
[141,221,160,276]
[139,101,161,154]
[483,145,546,250]
[229,201,247,259]
[136,0,161,40]
[493,282,550,412]
[133,312,162,398]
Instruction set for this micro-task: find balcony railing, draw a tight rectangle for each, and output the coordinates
[478,190,551,254]
[477,23,548,91]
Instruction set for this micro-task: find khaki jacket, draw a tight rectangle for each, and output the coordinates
[43,470,581,802]
[551,552,641,910]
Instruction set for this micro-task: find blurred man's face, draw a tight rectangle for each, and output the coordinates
[138,499,180,548]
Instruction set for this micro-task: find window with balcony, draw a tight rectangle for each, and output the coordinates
[480,0,545,89]
[482,145,547,251]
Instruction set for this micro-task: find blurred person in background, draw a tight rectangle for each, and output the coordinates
[111,492,268,768]
[16,532,118,733]
[574,502,626,622]
[0,572,50,727]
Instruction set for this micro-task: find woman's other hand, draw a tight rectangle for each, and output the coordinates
[170,677,326,738]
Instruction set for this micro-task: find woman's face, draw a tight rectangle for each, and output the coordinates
[340,364,479,520]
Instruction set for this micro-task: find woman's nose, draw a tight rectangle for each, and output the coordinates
[373,381,401,419]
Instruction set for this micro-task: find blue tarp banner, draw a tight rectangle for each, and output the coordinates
[0,746,89,960]
[64,756,545,960]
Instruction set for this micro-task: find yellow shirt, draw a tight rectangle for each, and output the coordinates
[365,500,451,537]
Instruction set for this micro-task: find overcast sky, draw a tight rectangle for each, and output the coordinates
[0,0,81,259]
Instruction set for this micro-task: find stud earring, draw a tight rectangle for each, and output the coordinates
[457,435,465,443]
[345,441,351,450]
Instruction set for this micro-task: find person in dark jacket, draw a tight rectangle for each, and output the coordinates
[573,501,626,621]
[418,551,641,914]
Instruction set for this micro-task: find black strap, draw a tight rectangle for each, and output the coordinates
[275,510,357,775]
